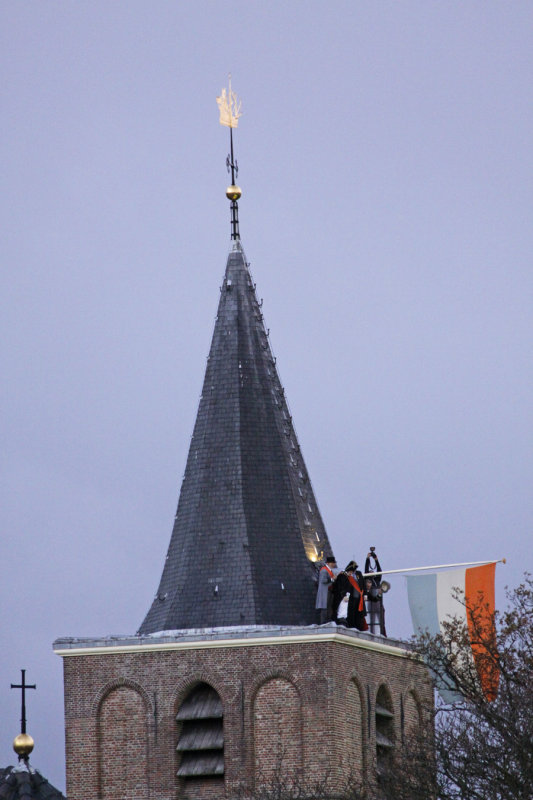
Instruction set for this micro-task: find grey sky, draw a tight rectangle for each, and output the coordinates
[1,2,532,790]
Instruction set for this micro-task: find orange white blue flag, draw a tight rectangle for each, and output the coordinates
[407,562,499,703]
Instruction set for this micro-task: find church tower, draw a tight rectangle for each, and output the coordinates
[54,83,432,800]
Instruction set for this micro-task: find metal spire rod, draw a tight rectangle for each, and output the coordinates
[229,126,237,186]
[11,669,36,735]
[216,76,242,241]
[362,557,506,579]
[227,126,240,240]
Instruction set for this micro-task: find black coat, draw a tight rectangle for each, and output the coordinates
[331,572,367,631]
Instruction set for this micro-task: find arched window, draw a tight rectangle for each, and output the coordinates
[98,686,148,800]
[345,679,365,781]
[176,683,224,779]
[375,685,394,778]
[253,678,303,784]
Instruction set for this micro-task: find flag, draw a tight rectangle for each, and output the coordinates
[407,563,498,702]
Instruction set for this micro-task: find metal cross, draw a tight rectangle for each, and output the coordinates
[11,669,36,734]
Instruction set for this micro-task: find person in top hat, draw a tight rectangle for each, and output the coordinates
[315,556,338,624]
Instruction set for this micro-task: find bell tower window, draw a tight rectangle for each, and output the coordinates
[176,683,224,779]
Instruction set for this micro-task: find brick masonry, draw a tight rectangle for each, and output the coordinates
[57,631,433,800]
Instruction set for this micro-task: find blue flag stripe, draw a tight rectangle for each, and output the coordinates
[406,573,440,635]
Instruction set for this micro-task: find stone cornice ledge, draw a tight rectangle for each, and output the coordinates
[53,625,414,660]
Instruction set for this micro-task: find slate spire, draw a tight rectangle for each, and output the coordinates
[138,238,335,633]
[138,84,334,634]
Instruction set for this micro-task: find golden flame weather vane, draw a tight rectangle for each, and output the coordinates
[217,75,242,240]
[216,75,242,129]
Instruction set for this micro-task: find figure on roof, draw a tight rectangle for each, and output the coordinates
[364,548,387,636]
[331,561,367,631]
[315,555,338,624]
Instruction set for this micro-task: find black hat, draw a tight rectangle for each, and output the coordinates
[345,561,358,572]
[326,556,337,564]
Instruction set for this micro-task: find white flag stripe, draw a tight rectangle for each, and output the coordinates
[436,568,468,634]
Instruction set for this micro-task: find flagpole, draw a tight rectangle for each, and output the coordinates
[362,557,506,578]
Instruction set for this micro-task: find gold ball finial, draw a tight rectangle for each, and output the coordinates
[13,733,34,758]
[226,185,242,201]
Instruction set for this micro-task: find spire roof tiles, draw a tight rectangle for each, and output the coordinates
[139,241,333,633]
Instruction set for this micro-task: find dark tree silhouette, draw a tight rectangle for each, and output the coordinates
[238,576,532,800]
[407,573,533,800]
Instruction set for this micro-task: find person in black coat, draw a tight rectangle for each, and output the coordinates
[331,561,367,631]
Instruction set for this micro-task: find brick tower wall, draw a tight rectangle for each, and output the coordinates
[58,633,433,800]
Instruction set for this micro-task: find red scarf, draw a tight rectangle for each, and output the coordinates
[321,564,335,579]
[347,573,364,612]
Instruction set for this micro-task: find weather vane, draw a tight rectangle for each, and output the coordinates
[216,74,242,130]
[216,75,242,240]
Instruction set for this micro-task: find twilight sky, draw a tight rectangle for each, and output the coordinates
[1,2,532,790]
